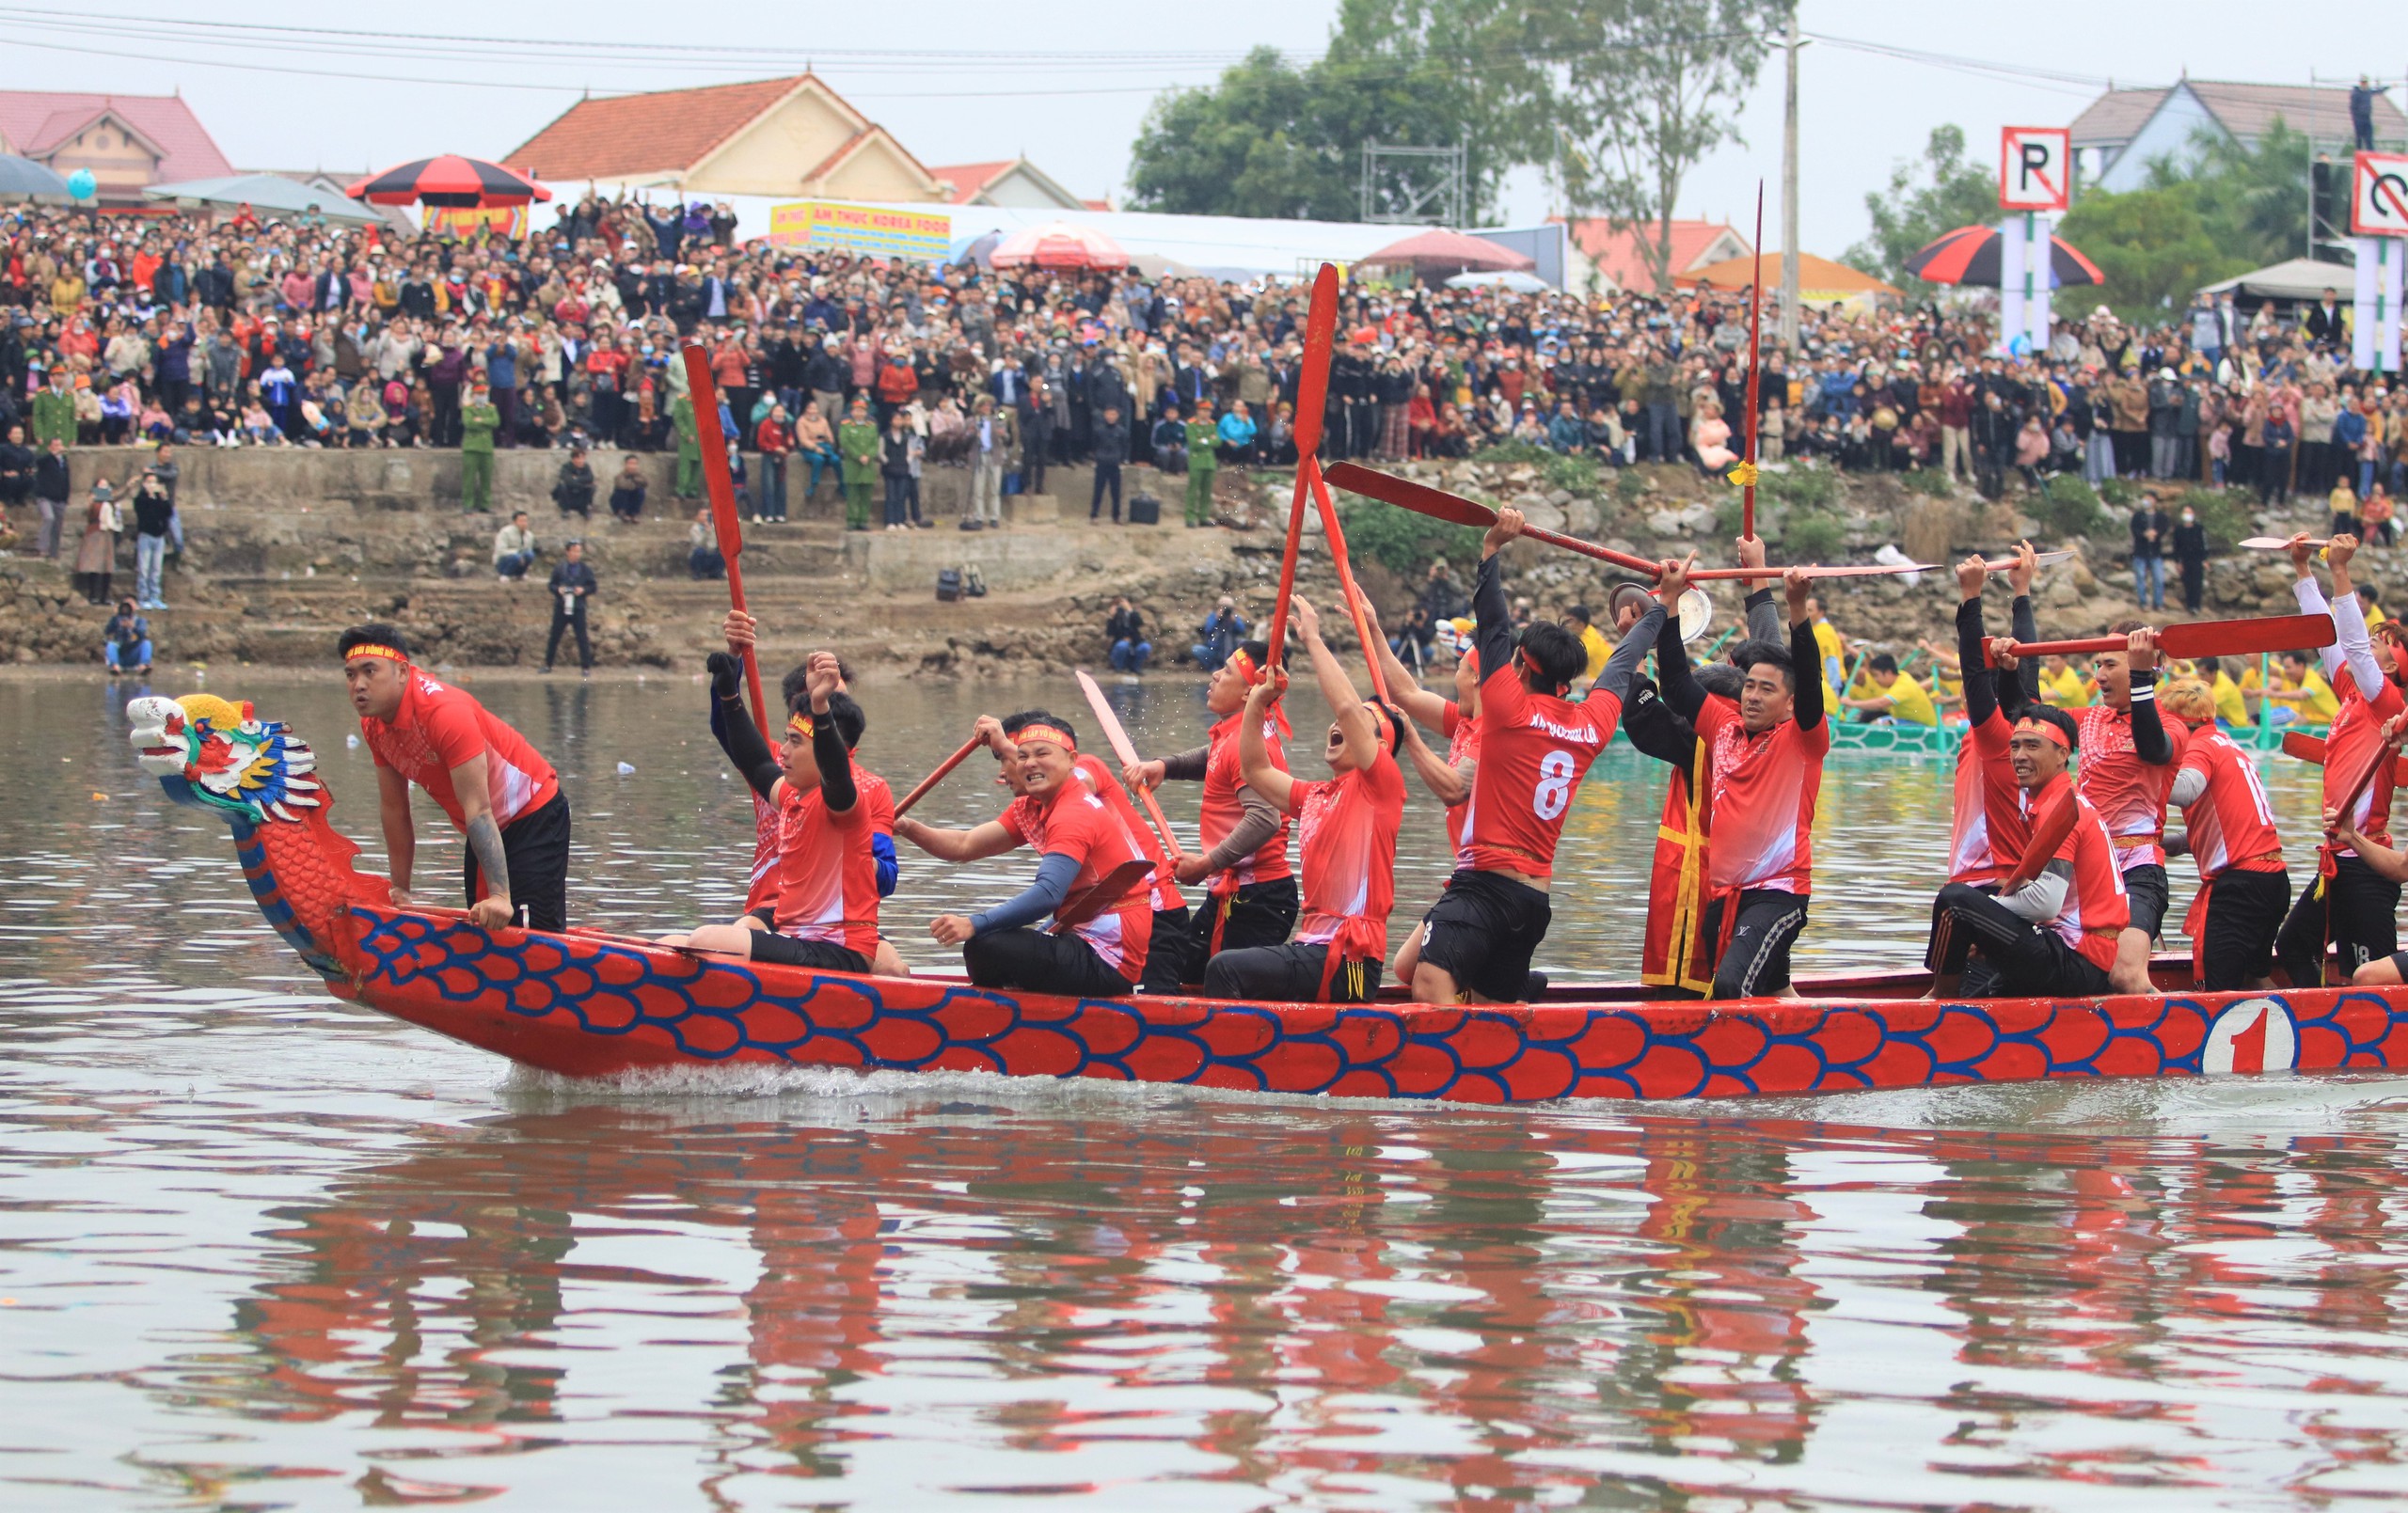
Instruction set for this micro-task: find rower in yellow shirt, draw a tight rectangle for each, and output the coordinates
[1839,653,1941,725]
[2260,650,2339,724]
[2203,657,2250,728]
[2037,654,2096,708]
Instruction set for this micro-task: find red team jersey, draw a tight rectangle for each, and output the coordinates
[1286,752,1407,961]
[1463,673,1622,882]
[1438,701,1483,867]
[362,670,559,828]
[1203,713,1292,886]
[1695,701,1830,895]
[1071,752,1183,913]
[2023,776,2131,970]
[770,781,881,955]
[998,787,1153,984]
[2071,704,2186,871]
[2325,677,2406,856]
[1949,709,2026,885]
[2176,726,2285,880]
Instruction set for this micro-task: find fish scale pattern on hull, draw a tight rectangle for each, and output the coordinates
[346,908,2408,1103]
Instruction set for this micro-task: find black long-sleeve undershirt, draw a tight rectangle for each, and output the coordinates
[711,686,856,810]
[1474,551,1513,691]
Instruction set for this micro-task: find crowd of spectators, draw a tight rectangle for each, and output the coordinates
[3,192,2404,542]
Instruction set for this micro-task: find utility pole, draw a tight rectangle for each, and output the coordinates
[1780,8,1802,351]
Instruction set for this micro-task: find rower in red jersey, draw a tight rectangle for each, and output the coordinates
[1359,599,1481,991]
[2000,615,2183,995]
[2158,679,2289,991]
[1123,639,1296,986]
[1409,507,1652,1004]
[341,623,569,932]
[975,709,1188,994]
[2324,711,2408,986]
[1651,559,1830,1000]
[2274,532,2408,984]
[896,715,1153,997]
[1201,595,1407,1003]
[1920,548,2039,996]
[1927,703,2131,999]
[660,651,881,972]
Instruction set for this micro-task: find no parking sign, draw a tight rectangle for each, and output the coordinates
[1999,126,2070,213]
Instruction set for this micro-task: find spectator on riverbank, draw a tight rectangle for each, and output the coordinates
[552,447,595,520]
[33,436,69,558]
[494,511,537,581]
[607,455,646,522]
[102,598,150,676]
[689,507,721,579]
[130,472,172,608]
[543,539,595,673]
[1106,595,1150,674]
[1193,596,1245,670]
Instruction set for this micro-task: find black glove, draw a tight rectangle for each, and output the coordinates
[705,650,742,698]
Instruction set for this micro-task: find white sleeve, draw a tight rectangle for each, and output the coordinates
[1999,862,2071,923]
[2330,585,2386,701]
[2295,575,2345,680]
[2170,766,2208,808]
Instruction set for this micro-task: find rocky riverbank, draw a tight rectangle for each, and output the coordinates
[0,442,2376,678]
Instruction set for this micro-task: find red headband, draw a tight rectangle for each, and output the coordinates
[343,643,407,667]
[1014,723,1077,749]
[1226,648,1262,686]
[787,712,814,739]
[2013,716,2070,750]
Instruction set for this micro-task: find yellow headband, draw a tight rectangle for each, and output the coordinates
[343,643,406,667]
[787,712,814,739]
[1014,723,1076,749]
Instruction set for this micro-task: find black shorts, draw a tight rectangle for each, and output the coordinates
[2277,854,2402,985]
[749,933,870,973]
[2122,862,2170,940]
[1418,869,1552,1002]
[2196,866,2289,992]
[1705,889,1809,999]
[1201,940,1382,1003]
[1173,878,1298,986]
[963,925,1134,998]
[1138,906,1193,994]
[464,789,571,932]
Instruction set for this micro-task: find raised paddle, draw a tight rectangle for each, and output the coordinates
[1988,613,2335,665]
[893,733,984,818]
[1073,670,1186,858]
[680,345,767,735]
[1742,181,1764,542]
[1324,462,1938,581]
[2239,536,2329,551]
[1264,262,1342,671]
[1302,457,1393,703]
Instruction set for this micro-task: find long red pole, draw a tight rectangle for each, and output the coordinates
[1742,181,1765,542]
[680,345,768,736]
[1264,262,1341,670]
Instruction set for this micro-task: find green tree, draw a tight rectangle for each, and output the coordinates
[1845,124,1997,291]
[1556,0,1789,293]
[2056,183,2240,318]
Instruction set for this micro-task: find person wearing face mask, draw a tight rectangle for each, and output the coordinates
[2173,500,2209,613]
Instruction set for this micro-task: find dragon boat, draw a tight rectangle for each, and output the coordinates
[131,692,2408,1105]
[1824,720,2312,760]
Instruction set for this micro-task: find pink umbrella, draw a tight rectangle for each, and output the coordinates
[990,221,1130,271]
[1362,228,1534,277]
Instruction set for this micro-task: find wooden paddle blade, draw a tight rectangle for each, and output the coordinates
[1290,263,1341,461]
[2239,536,2305,550]
[1073,670,1145,771]
[1687,560,1939,581]
[1053,858,1156,931]
[1981,550,2074,569]
[2160,613,2335,659]
[1324,462,1497,528]
[2283,731,2329,764]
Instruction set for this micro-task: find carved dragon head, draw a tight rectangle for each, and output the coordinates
[128,694,325,825]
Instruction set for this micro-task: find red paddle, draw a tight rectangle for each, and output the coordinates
[680,346,767,735]
[1053,858,1157,932]
[1265,263,1341,671]
[1073,670,1185,858]
[1302,457,1391,704]
[1324,462,1936,581]
[1990,614,2334,665]
[893,734,983,818]
[1742,181,1763,543]
[2282,730,2408,781]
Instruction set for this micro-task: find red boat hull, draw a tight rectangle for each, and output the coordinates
[338,906,2408,1103]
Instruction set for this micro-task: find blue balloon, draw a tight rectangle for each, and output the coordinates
[66,167,96,200]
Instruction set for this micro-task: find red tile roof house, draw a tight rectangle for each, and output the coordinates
[1565,217,1751,295]
[0,89,233,204]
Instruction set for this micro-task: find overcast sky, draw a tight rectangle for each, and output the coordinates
[9,0,2397,254]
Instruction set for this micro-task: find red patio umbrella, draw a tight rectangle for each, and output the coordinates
[1904,224,2102,288]
[1362,228,1535,276]
[989,221,1129,271]
[345,156,551,209]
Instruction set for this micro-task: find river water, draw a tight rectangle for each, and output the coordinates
[7,670,2408,1510]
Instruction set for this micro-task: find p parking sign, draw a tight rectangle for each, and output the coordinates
[1999,127,2070,213]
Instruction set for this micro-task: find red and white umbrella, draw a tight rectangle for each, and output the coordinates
[990,221,1129,271]
[345,156,551,209]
